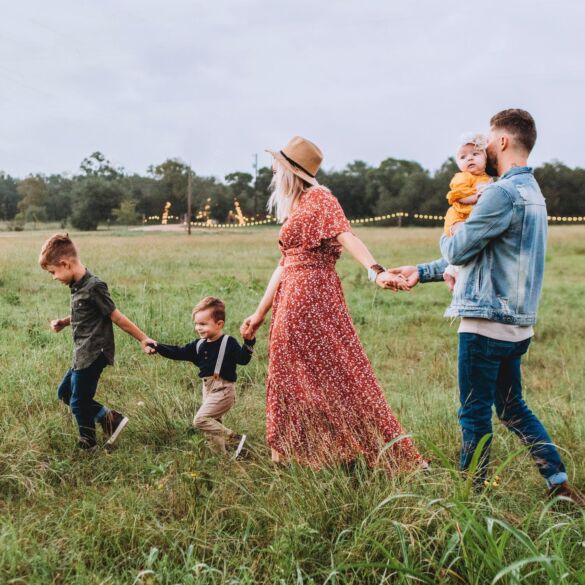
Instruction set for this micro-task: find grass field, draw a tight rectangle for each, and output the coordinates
[1,226,584,584]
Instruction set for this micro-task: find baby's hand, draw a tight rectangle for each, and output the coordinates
[476,182,490,195]
[443,272,457,293]
[50,319,68,333]
[457,192,480,206]
[450,222,465,236]
[243,333,256,342]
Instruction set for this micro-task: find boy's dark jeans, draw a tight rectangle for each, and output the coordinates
[58,353,109,445]
[458,333,567,486]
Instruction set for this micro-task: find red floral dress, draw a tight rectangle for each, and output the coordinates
[266,186,423,469]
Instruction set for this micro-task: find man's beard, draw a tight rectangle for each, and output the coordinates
[485,151,499,177]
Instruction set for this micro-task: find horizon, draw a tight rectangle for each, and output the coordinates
[1,151,580,183]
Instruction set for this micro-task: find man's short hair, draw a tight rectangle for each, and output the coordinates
[39,233,78,269]
[490,109,537,153]
[192,296,226,322]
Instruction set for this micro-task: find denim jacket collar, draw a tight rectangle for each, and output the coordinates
[500,166,532,180]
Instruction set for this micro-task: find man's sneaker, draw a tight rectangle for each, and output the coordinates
[100,410,129,446]
[548,482,585,507]
[232,434,247,459]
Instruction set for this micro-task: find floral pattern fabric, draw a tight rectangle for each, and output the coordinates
[266,186,423,469]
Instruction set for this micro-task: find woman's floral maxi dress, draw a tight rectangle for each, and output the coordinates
[266,186,423,469]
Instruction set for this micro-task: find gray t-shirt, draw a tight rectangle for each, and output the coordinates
[69,270,116,370]
[458,318,533,342]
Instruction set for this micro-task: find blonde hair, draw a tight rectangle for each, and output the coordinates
[39,233,78,269]
[267,160,315,223]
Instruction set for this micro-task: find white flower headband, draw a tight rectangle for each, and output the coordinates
[458,132,488,152]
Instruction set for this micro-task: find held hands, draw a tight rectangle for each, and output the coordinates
[376,271,410,292]
[50,319,69,333]
[387,266,420,289]
[240,312,265,340]
[141,338,158,354]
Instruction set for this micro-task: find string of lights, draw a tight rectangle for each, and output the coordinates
[143,211,585,228]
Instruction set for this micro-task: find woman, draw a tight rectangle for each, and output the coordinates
[241,136,424,470]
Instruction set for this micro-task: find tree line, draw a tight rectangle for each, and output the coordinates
[1,151,584,230]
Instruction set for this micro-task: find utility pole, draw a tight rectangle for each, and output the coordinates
[253,153,258,217]
[187,167,192,235]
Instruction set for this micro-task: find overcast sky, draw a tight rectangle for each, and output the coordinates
[1,1,583,180]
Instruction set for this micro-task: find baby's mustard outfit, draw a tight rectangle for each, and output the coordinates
[444,171,491,236]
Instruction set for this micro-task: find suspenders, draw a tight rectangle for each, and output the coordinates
[197,335,229,380]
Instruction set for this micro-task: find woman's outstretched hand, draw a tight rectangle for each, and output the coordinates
[240,312,265,339]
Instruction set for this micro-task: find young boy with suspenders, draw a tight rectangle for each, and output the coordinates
[146,297,255,457]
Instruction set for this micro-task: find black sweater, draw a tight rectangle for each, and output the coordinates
[154,335,255,382]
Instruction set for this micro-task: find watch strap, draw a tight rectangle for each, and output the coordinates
[368,264,386,282]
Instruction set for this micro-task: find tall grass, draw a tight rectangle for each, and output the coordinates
[0,226,584,583]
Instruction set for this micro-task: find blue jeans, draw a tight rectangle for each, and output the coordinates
[58,353,109,445]
[458,333,567,487]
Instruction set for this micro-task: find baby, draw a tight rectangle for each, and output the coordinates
[443,133,492,289]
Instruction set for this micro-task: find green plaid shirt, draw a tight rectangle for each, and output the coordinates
[69,270,116,370]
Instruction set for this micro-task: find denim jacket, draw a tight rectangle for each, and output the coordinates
[417,167,547,326]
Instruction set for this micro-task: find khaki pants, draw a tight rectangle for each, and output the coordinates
[193,376,236,454]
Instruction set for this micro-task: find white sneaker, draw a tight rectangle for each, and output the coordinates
[103,411,129,446]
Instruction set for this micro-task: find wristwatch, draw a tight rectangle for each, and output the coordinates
[367,263,386,282]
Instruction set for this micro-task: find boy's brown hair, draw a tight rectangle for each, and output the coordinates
[192,296,226,323]
[490,109,537,154]
[39,233,78,269]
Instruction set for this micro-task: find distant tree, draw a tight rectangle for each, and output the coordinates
[70,177,125,230]
[24,205,48,228]
[121,174,160,216]
[226,172,254,215]
[253,166,273,217]
[79,152,124,180]
[372,158,427,215]
[17,176,48,215]
[4,154,585,228]
[44,174,73,221]
[0,172,19,219]
[148,159,191,215]
[320,161,374,218]
[395,171,435,215]
[192,175,232,222]
[535,162,585,216]
[112,199,141,225]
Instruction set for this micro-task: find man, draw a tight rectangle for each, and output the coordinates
[391,109,582,503]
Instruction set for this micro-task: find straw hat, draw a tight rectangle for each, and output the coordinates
[267,136,323,186]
